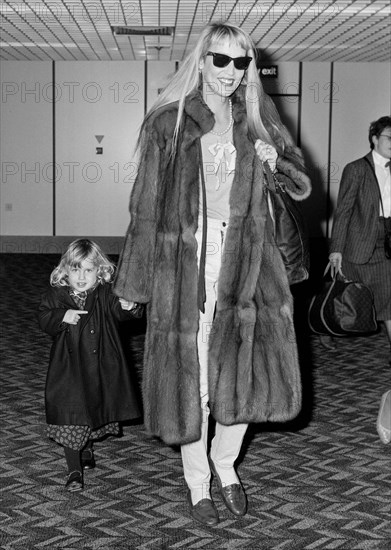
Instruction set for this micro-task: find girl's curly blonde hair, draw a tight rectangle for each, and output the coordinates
[50,239,115,287]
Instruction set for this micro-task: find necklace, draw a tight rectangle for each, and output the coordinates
[209,100,233,136]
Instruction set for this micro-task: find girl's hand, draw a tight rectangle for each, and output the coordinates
[119,298,136,311]
[63,310,88,325]
[255,139,278,172]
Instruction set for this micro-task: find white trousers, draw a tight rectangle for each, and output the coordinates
[181,218,248,504]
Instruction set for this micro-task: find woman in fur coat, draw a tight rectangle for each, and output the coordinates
[114,22,311,525]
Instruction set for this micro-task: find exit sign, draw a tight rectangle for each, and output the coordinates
[260,65,278,78]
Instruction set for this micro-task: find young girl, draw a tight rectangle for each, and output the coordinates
[38,239,143,492]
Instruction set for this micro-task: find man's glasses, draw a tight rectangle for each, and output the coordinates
[206,52,252,71]
[379,134,391,142]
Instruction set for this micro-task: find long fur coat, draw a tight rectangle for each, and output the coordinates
[114,87,311,446]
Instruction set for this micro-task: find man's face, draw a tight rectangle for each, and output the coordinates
[373,126,391,159]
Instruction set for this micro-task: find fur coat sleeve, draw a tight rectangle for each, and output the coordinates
[276,147,311,201]
[114,118,167,303]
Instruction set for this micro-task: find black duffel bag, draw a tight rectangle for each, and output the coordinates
[308,264,377,337]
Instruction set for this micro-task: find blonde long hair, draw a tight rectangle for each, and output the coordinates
[140,22,295,155]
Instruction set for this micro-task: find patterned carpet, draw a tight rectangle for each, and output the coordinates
[0,254,390,550]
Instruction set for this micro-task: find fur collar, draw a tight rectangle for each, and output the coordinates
[182,85,248,137]
[182,87,311,201]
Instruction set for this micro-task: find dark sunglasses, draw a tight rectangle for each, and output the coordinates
[206,51,252,71]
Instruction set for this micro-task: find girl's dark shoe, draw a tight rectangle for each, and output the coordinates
[65,470,83,492]
[81,449,96,470]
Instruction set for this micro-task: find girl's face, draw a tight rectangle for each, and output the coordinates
[67,257,98,293]
[199,38,248,102]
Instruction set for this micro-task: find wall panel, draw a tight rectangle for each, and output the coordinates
[1,60,390,249]
[263,62,300,142]
[55,61,144,236]
[146,61,177,113]
[0,62,53,236]
[301,63,332,238]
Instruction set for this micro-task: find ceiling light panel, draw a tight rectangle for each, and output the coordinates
[0,0,390,62]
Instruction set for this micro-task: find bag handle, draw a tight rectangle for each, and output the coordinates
[262,161,277,192]
[324,262,350,282]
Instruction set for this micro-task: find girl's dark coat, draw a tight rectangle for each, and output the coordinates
[38,284,140,428]
[114,87,311,446]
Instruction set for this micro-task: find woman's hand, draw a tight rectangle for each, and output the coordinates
[255,139,278,172]
[62,310,88,325]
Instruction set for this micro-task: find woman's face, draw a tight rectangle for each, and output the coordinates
[199,38,248,102]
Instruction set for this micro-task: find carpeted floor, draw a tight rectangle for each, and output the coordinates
[0,254,390,550]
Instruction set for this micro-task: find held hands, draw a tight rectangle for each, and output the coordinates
[255,140,278,172]
[63,310,88,325]
[119,298,144,319]
[329,252,342,277]
[119,298,137,311]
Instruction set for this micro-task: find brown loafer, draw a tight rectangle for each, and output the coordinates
[81,449,96,470]
[187,492,219,526]
[208,456,247,516]
[65,470,83,492]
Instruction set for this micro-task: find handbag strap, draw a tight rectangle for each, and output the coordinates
[263,160,278,192]
[197,140,207,314]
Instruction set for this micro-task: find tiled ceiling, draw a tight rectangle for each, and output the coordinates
[1,0,390,62]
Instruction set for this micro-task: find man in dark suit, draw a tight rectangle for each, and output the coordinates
[329,116,391,363]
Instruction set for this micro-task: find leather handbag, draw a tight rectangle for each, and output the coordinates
[263,162,310,285]
[308,264,377,336]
